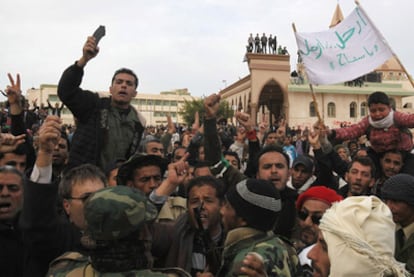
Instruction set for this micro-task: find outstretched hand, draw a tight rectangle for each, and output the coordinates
[240,252,268,277]
[77,36,99,67]
[313,119,330,135]
[308,130,321,150]
[6,73,23,114]
[258,114,269,134]
[276,118,286,139]
[236,111,253,132]
[36,116,62,167]
[38,116,62,154]
[6,73,22,103]
[0,133,26,154]
[204,93,220,119]
[167,152,190,186]
[166,114,176,134]
[155,152,190,197]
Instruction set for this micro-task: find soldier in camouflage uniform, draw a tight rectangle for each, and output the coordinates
[216,178,302,277]
[47,186,190,277]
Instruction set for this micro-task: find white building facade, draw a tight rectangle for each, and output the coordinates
[26,86,199,126]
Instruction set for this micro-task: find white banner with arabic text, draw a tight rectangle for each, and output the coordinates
[295,6,393,85]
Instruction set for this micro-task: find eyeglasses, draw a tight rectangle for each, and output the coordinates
[298,210,322,225]
[67,192,93,203]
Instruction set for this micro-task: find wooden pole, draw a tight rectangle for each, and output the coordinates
[391,55,414,89]
[292,23,323,123]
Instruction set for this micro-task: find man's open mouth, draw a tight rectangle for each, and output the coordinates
[0,202,11,212]
[270,178,280,183]
[199,213,207,219]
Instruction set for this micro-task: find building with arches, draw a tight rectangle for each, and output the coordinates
[219,5,414,130]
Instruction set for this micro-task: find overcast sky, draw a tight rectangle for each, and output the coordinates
[1,0,413,99]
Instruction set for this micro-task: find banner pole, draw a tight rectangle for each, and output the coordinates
[393,55,414,89]
[292,23,324,124]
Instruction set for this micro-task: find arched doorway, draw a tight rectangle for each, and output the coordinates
[258,80,284,125]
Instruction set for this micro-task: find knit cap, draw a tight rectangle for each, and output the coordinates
[226,179,282,231]
[292,155,314,173]
[382,173,414,206]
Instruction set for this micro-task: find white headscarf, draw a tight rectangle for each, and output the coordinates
[319,196,409,277]
[369,109,394,129]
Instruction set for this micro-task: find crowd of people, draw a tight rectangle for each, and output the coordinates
[1,35,414,277]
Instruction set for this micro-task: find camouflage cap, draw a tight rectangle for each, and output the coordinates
[84,186,157,240]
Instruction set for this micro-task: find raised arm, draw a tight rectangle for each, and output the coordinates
[5,73,23,116]
[203,93,223,165]
[204,94,246,188]
[57,36,101,121]
[257,114,269,144]
[310,127,348,179]
[160,114,175,154]
[5,73,36,167]
[236,112,261,178]
[35,116,62,168]
[47,99,53,110]
[31,98,39,112]
[19,116,65,276]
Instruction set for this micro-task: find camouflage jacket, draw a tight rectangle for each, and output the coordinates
[46,252,191,277]
[216,227,302,277]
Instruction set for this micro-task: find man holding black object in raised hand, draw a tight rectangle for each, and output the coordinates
[58,27,146,170]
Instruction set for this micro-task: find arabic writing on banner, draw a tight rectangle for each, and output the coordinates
[295,6,393,85]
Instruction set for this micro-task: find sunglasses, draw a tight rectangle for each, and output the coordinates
[298,210,322,225]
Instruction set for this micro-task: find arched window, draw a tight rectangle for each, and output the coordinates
[310,102,316,117]
[360,102,367,117]
[350,102,357,118]
[327,102,336,118]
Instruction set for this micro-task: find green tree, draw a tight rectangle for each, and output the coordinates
[178,97,234,126]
